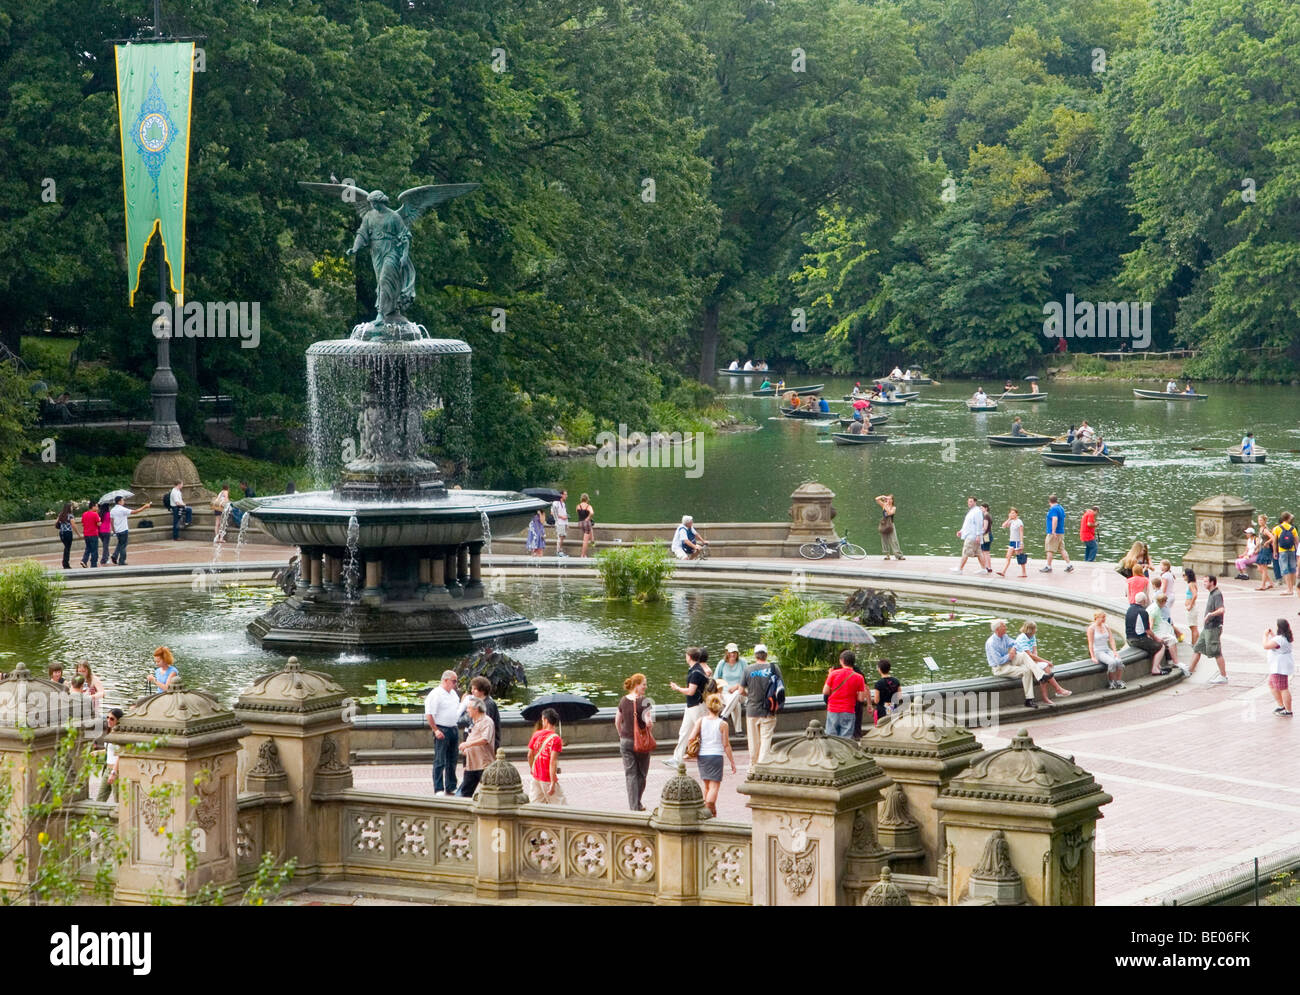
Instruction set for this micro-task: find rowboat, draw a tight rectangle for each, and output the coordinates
[1000,393,1048,402]
[892,391,920,400]
[867,397,908,406]
[716,368,767,377]
[1041,452,1126,466]
[1133,388,1208,400]
[843,392,913,402]
[1228,449,1267,464]
[831,432,888,445]
[884,375,933,384]
[752,383,824,397]
[780,406,838,420]
[988,433,1055,447]
[1047,441,1073,453]
[967,402,999,412]
[837,415,890,427]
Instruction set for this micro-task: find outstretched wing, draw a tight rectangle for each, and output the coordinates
[396,183,480,224]
[298,181,372,218]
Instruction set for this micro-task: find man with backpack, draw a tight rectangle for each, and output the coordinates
[1275,513,1299,596]
[740,644,784,765]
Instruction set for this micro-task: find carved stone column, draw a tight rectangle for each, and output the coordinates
[861,698,984,877]
[235,657,354,884]
[648,763,712,905]
[111,682,249,904]
[472,750,527,900]
[0,665,95,897]
[739,720,893,906]
[785,482,837,553]
[933,729,1112,906]
[1182,495,1255,577]
[465,542,484,597]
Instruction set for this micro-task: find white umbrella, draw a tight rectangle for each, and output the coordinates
[98,489,134,505]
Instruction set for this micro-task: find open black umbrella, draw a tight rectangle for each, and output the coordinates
[520,693,598,723]
[1025,375,1040,381]
[522,487,564,503]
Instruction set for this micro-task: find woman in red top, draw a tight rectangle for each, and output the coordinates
[527,708,565,805]
[79,499,101,567]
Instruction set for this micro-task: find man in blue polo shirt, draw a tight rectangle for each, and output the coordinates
[1040,494,1074,573]
[985,619,1039,709]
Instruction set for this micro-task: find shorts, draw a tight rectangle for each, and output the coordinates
[1045,534,1064,554]
[1193,626,1222,657]
[980,541,991,552]
[961,539,980,558]
[581,519,593,536]
[697,755,724,782]
[555,522,568,537]
[1280,550,1297,575]
[673,548,690,560]
[1268,674,1289,691]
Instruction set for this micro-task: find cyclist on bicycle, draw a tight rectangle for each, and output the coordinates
[672,515,708,560]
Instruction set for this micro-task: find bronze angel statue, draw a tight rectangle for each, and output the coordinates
[299,180,479,323]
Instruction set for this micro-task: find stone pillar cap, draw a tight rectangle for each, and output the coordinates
[117,681,247,741]
[861,866,911,906]
[937,729,1110,808]
[0,662,95,731]
[237,656,349,715]
[790,481,835,500]
[862,697,983,760]
[1190,495,1254,513]
[744,720,887,789]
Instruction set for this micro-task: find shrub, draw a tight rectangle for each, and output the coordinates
[756,588,840,670]
[0,559,63,623]
[1071,354,1108,376]
[456,648,528,698]
[559,408,597,446]
[596,542,676,602]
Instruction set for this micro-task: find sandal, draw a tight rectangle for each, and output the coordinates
[1056,688,1072,697]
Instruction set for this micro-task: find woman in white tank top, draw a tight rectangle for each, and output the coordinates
[687,694,736,817]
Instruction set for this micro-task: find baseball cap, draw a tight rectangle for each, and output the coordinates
[753,644,768,657]
[724,642,739,653]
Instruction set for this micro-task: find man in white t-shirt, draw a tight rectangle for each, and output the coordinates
[671,515,706,560]
[107,495,152,565]
[890,366,903,379]
[954,497,984,573]
[551,490,569,557]
[425,670,462,795]
[168,480,193,540]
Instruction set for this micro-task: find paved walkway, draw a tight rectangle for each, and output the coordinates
[29,539,283,571]
[348,554,1300,905]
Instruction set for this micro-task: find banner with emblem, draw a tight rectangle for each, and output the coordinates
[114,42,194,305]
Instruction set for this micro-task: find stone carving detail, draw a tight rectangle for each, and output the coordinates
[138,758,167,783]
[523,827,560,874]
[438,820,471,862]
[569,831,608,877]
[1058,826,1086,905]
[194,766,220,831]
[236,819,255,861]
[352,812,385,853]
[777,840,817,897]
[317,735,349,774]
[1201,519,1218,538]
[248,740,284,777]
[705,843,746,888]
[973,829,1019,881]
[86,823,118,867]
[847,807,887,857]
[395,816,429,858]
[879,784,918,828]
[616,835,656,883]
[862,866,911,906]
[142,795,168,835]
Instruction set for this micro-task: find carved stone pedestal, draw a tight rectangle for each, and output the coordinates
[1182,495,1255,577]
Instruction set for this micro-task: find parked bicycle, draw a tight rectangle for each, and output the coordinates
[799,534,867,560]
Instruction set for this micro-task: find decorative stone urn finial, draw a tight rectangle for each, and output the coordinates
[475,748,526,809]
[861,866,911,906]
[651,762,711,826]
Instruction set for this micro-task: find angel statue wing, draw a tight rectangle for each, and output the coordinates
[396,183,480,224]
[298,181,373,218]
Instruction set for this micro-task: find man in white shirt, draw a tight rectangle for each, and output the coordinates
[551,490,569,557]
[728,359,739,370]
[95,708,124,801]
[425,670,462,795]
[1166,379,1178,393]
[973,388,989,405]
[107,495,151,565]
[671,515,705,560]
[890,366,903,379]
[168,480,192,540]
[955,497,984,573]
[742,360,754,371]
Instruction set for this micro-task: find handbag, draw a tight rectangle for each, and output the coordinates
[822,667,855,708]
[685,730,701,760]
[631,699,656,754]
[878,513,894,535]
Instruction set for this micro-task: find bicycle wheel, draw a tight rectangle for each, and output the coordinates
[799,542,827,560]
[840,543,867,559]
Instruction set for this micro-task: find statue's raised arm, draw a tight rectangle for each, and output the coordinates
[298,179,480,325]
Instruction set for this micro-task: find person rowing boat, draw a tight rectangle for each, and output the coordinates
[1242,431,1256,455]
[890,366,903,379]
[1009,416,1026,437]
[973,387,990,406]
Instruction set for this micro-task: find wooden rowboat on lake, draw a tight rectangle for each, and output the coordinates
[752,383,824,397]
[1133,388,1208,400]
[780,406,838,419]
[1228,449,1267,464]
[1041,451,1127,466]
[837,414,890,427]
[831,432,889,445]
[987,433,1056,447]
[1000,393,1048,402]
[967,402,999,412]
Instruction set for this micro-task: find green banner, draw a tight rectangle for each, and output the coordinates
[114,42,194,305]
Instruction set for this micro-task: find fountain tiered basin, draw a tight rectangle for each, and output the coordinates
[246,319,547,653]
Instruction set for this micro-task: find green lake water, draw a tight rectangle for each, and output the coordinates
[560,377,1300,559]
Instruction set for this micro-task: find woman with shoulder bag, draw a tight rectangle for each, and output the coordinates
[685,694,735,817]
[55,502,75,570]
[875,494,904,560]
[615,673,655,811]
